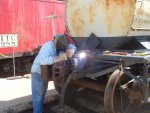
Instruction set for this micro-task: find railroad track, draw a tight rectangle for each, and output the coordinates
[20,89,106,113]
[1,71,150,113]
[19,87,150,113]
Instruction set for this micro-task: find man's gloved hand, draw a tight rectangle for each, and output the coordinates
[54,53,67,63]
[66,49,75,58]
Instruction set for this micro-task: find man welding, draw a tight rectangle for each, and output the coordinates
[31,34,76,113]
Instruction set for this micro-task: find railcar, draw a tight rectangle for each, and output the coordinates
[0,0,65,76]
[52,0,150,113]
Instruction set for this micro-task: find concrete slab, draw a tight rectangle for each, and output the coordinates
[0,74,58,113]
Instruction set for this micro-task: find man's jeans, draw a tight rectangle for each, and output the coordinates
[31,72,48,113]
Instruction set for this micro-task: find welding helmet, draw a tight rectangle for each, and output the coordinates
[54,34,69,52]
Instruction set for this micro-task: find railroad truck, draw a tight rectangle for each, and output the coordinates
[51,0,150,113]
[0,0,65,76]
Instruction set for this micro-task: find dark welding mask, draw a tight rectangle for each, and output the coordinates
[55,34,69,52]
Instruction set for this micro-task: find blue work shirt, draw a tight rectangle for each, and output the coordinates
[31,40,76,75]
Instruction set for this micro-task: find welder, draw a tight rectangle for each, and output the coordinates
[31,34,76,113]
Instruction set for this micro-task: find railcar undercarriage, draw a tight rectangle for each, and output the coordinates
[52,49,150,113]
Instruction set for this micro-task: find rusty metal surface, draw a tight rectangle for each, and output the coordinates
[66,0,150,37]
[66,0,136,37]
[41,65,53,81]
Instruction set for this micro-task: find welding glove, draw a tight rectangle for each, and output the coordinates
[66,49,75,58]
[54,53,67,63]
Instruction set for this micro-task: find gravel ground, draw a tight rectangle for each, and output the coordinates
[19,88,106,113]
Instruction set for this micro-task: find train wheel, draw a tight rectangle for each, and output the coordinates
[104,70,150,113]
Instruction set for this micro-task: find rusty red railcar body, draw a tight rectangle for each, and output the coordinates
[0,0,65,55]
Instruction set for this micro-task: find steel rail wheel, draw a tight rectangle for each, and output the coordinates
[104,69,150,113]
[104,70,123,113]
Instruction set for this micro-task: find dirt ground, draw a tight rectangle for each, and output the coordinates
[0,74,57,113]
